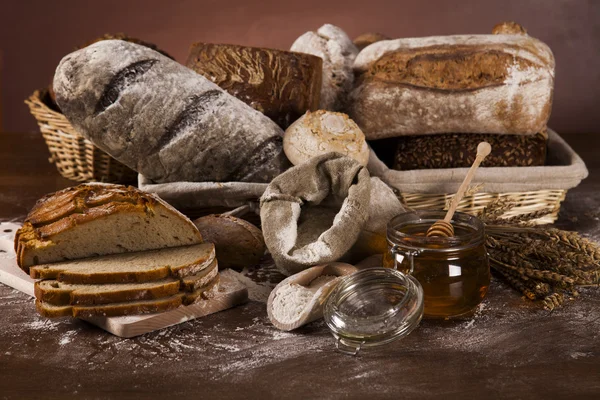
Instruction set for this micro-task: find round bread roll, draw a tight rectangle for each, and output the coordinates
[283,110,369,166]
[192,214,265,270]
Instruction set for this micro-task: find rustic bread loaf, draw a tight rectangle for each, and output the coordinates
[291,24,358,111]
[53,40,290,183]
[48,33,174,109]
[192,214,265,270]
[35,275,219,317]
[283,110,369,166]
[348,24,555,139]
[29,243,215,283]
[15,183,202,273]
[353,32,390,51]
[393,131,547,170]
[185,43,322,128]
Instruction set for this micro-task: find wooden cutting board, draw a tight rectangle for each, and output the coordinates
[0,221,248,338]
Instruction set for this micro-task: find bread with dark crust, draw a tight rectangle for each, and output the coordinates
[186,43,322,128]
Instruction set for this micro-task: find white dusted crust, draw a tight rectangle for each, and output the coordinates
[291,24,358,111]
[283,110,369,166]
[354,34,555,72]
[348,33,555,138]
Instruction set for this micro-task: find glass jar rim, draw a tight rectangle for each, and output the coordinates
[387,210,485,252]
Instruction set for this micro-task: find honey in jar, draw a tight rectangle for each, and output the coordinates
[384,210,490,319]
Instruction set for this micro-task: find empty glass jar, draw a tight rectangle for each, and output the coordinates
[384,210,490,319]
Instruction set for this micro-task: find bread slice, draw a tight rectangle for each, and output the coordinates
[181,258,219,292]
[35,279,181,306]
[36,275,220,317]
[29,243,215,284]
[34,258,219,305]
[15,183,203,273]
[36,294,184,318]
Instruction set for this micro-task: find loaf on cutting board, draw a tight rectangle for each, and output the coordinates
[291,24,358,111]
[348,23,555,139]
[186,43,322,128]
[53,40,290,184]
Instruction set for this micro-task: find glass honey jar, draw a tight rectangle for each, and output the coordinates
[383,210,490,319]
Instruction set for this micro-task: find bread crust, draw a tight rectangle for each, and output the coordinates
[349,33,554,137]
[193,215,265,270]
[29,243,216,284]
[34,279,182,306]
[16,183,203,272]
[35,274,221,317]
[186,43,322,128]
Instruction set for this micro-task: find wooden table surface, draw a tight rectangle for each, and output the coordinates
[1,132,599,399]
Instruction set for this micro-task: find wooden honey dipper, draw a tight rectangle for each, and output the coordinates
[426,142,492,238]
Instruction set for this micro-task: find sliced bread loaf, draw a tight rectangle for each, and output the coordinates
[35,258,219,305]
[29,243,215,284]
[36,275,220,317]
[15,183,203,273]
[35,279,181,306]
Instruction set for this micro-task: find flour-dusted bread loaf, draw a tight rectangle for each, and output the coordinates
[192,214,265,270]
[283,110,369,166]
[15,183,203,272]
[29,243,216,283]
[291,24,358,111]
[53,40,290,183]
[348,23,555,139]
[186,43,322,128]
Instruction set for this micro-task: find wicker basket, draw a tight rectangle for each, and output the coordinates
[25,89,137,183]
[401,190,566,224]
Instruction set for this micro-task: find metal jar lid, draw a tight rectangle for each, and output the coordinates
[323,268,424,355]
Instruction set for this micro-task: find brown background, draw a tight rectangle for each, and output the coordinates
[0,0,599,134]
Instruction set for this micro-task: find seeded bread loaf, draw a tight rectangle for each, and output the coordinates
[15,183,203,273]
[393,130,547,170]
[283,110,369,166]
[291,24,358,111]
[29,243,215,283]
[193,214,266,270]
[53,40,290,183]
[35,275,219,318]
[348,23,555,139]
[185,43,322,128]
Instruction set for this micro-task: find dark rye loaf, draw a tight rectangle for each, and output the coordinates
[186,43,322,128]
[53,40,290,184]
